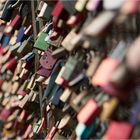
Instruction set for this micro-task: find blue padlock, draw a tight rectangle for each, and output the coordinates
[0,0,16,22]
[1,35,10,48]
[76,120,98,139]
[16,27,27,43]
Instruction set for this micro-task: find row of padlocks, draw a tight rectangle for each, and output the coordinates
[0,0,140,139]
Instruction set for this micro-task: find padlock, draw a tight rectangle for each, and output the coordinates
[100,97,119,122]
[92,58,124,99]
[103,121,133,140]
[4,14,22,34]
[51,1,67,20]
[76,119,99,139]
[61,29,79,52]
[77,99,101,127]
[1,35,11,48]
[5,57,18,73]
[37,49,57,78]
[110,37,140,89]
[17,35,33,58]
[0,0,16,21]
[37,2,54,21]
[34,23,52,51]
[61,52,84,82]
[16,26,26,43]
[86,53,104,78]
[92,41,130,99]
[83,11,117,37]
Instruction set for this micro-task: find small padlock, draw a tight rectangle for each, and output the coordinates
[5,57,18,73]
[37,2,54,21]
[0,0,16,21]
[5,14,22,34]
[1,35,11,48]
[100,97,119,122]
[61,52,84,82]
[17,35,33,58]
[34,23,52,51]
[37,49,57,78]
[77,99,101,127]
[16,26,26,43]
[76,119,99,139]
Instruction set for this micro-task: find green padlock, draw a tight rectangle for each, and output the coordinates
[34,23,52,51]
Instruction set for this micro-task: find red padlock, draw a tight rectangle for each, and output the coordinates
[103,121,134,140]
[10,15,22,29]
[92,58,127,100]
[5,15,22,34]
[77,99,101,127]
[6,57,17,73]
[51,1,64,18]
